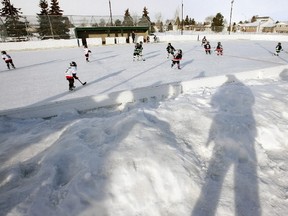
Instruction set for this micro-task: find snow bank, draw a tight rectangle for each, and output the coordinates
[157,33,288,42]
[2,33,288,51]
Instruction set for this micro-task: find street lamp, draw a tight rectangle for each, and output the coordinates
[108,0,113,26]
[181,0,183,35]
[229,0,234,35]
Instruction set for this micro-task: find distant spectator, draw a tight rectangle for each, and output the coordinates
[132,31,136,43]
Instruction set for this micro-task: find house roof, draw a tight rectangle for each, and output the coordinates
[239,20,275,28]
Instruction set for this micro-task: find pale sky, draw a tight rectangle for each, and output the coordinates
[8,0,288,22]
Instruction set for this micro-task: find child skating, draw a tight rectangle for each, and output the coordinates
[274,42,283,56]
[1,51,16,69]
[166,43,176,58]
[65,61,79,91]
[84,45,92,62]
[215,42,223,56]
[171,49,182,69]
[204,41,211,54]
[133,42,144,61]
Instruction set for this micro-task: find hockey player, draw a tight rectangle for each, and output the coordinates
[204,41,211,54]
[65,61,78,91]
[215,42,223,56]
[274,42,283,56]
[84,45,92,62]
[171,49,182,69]
[201,36,207,46]
[1,51,15,69]
[166,43,176,58]
[133,42,144,61]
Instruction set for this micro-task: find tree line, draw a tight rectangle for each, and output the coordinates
[0,0,228,40]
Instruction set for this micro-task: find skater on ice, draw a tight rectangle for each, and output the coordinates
[65,61,79,91]
[1,51,15,69]
[166,42,176,58]
[204,41,211,54]
[171,49,182,69]
[215,42,223,55]
[84,45,92,62]
[274,42,283,56]
[201,36,207,46]
[133,42,144,61]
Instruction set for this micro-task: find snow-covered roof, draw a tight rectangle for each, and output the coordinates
[239,20,275,28]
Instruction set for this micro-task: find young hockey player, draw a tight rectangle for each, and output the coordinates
[84,45,92,62]
[166,43,176,58]
[171,49,182,69]
[215,42,223,56]
[204,41,211,54]
[201,36,207,46]
[1,51,15,69]
[65,61,78,91]
[133,42,144,61]
[274,42,283,56]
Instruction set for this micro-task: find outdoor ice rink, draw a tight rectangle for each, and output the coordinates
[0,39,287,111]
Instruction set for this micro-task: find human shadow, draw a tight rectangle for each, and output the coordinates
[89,54,118,63]
[181,59,194,68]
[192,74,261,216]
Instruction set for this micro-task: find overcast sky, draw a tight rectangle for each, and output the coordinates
[9,0,288,22]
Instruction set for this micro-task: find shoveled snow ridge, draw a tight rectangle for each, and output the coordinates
[1,65,287,119]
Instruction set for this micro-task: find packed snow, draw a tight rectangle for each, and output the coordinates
[0,37,288,216]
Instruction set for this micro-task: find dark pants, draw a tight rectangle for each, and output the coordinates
[5,60,15,69]
[171,60,180,69]
[67,78,75,90]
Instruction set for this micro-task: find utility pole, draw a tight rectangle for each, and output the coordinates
[181,0,183,35]
[109,0,113,26]
[229,0,234,35]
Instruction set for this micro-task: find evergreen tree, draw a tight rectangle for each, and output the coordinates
[184,15,189,25]
[211,12,224,32]
[48,0,70,39]
[0,0,27,38]
[175,16,181,27]
[114,19,121,26]
[122,9,133,26]
[37,0,51,37]
[138,7,151,27]
[251,15,257,23]
[190,18,196,25]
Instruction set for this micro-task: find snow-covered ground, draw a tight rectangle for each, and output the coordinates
[0,38,288,216]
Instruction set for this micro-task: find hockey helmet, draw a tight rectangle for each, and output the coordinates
[1,51,6,54]
[70,61,77,67]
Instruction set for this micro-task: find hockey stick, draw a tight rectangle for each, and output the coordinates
[76,78,87,85]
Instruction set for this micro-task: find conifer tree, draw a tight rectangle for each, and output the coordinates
[122,9,133,26]
[211,12,224,32]
[48,0,70,39]
[37,0,51,37]
[138,7,151,27]
[0,0,27,38]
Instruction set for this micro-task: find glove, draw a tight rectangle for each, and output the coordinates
[73,74,78,79]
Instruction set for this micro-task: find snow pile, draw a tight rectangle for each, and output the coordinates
[0,74,288,215]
